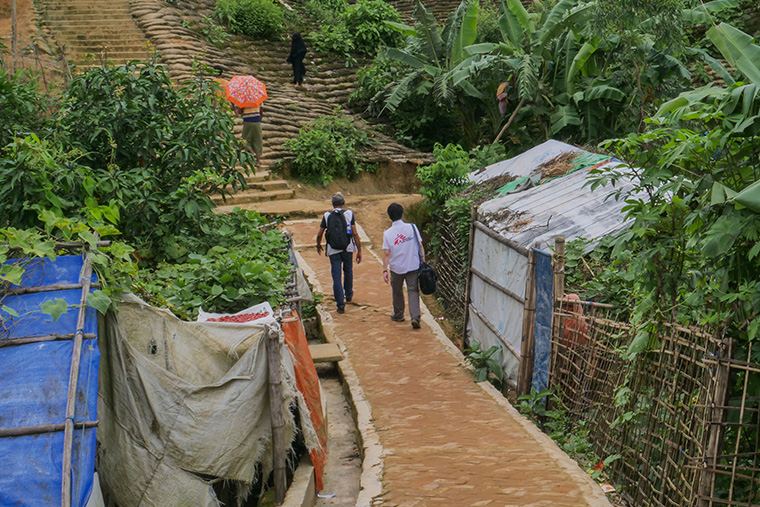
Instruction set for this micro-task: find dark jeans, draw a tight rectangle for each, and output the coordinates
[329,251,353,308]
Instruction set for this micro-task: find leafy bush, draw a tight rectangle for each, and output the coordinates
[201,15,231,47]
[303,0,348,26]
[133,209,291,320]
[416,143,472,208]
[475,2,501,43]
[215,0,285,39]
[284,108,373,185]
[56,59,251,260]
[0,65,53,149]
[309,24,355,55]
[348,56,400,110]
[308,0,401,56]
[343,0,402,54]
[464,340,504,387]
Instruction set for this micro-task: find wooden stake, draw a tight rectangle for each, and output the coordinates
[518,245,537,396]
[61,249,96,507]
[549,237,565,392]
[462,205,477,350]
[266,325,287,504]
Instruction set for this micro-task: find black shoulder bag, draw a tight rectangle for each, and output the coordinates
[411,224,437,295]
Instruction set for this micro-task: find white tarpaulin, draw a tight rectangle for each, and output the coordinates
[98,295,318,506]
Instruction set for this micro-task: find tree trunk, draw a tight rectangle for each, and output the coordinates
[492,98,526,146]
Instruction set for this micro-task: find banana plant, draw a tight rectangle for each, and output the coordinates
[381,0,497,146]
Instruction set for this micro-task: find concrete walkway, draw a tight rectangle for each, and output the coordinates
[285,220,612,507]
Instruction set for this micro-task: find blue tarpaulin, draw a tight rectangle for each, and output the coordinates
[531,250,553,393]
[0,255,99,506]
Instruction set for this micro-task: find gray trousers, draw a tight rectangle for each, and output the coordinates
[390,269,420,322]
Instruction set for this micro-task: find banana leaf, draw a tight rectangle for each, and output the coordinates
[682,0,738,25]
[384,21,417,37]
[538,0,580,46]
[506,0,535,37]
[732,179,760,212]
[685,47,735,86]
[566,37,599,94]
[707,23,760,85]
[385,47,427,69]
[451,0,479,64]
[550,104,581,133]
[498,1,524,49]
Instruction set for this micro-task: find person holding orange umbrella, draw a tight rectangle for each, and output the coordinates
[225,75,268,164]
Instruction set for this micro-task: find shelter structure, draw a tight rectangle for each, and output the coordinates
[463,140,641,394]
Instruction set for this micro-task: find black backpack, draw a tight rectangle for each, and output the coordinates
[326,210,351,251]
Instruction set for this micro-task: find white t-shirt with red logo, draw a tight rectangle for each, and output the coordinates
[382,220,421,274]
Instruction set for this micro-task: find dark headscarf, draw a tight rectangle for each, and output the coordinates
[287,33,307,63]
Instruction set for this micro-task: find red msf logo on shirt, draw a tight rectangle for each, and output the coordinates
[394,233,407,245]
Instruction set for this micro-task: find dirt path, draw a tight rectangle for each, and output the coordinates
[285,218,612,506]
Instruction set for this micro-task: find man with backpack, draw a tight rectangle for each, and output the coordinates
[316,193,362,314]
[382,202,424,329]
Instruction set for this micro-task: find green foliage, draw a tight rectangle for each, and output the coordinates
[0,65,54,148]
[476,1,501,43]
[309,24,356,55]
[132,209,291,320]
[343,0,402,55]
[201,15,232,47]
[284,108,374,185]
[56,58,251,259]
[464,340,504,386]
[416,143,472,208]
[382,0,496,148]
[304,0,348,25]
[348,57,400,110]
[585,23,760,347]
[308,0,402,56]
[215,0,285,39]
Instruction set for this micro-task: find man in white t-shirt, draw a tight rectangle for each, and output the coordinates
[316,193,362,314]
[382,202,424,329]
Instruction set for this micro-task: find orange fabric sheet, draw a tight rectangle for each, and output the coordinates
[282,315,327,492]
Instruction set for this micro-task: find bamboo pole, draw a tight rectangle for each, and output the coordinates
[470,266,525,304]
[61,248,95,507]
[0,421,97,438]
[11,0,18,72]
[4,282,101,296]
[473,221,530,256]
[697,336,732,507]
[549,237,565,392]
[266,325,287,504]
[0,333,96,348]
[518,246,537,396]
[462,206,477,350]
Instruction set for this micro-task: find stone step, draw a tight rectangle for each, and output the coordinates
[211,188,295,206]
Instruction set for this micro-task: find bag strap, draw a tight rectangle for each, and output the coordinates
[411,223,422,262]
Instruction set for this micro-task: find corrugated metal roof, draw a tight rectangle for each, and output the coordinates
[475,141,640,250]
[470,140,582,184]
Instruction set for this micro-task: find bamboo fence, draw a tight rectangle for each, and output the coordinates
[550,298,760,506]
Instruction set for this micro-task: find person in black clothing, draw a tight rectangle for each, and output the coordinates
[286,32,307,87]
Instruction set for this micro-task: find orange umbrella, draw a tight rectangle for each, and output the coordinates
[224,75,268,108]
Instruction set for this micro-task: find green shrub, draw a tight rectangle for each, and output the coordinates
[215,0,285,39]
[309,24,356,55]
[303,0,348,26]
[133,209,291,320]
[343,0,402,54]
[476,2,501,43]
[348,56,400,110]
[284,108,373,185]
[416,143,472,208]
[201,15,231,47]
